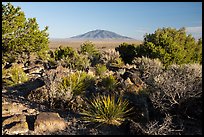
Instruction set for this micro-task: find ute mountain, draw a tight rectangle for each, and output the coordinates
[70,29,134,40]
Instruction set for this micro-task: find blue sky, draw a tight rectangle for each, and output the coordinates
[4,2,202,40]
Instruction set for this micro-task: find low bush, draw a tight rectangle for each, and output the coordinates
[100,49,124,67]
[100,75,118,92]
[42,67,72,108]
[54,46,91,70]
[80,41,101,66]
[2,63,29,87]
[115,43,139,64]
[95,64,108,76]
[54,46,77,60]
[132,57,164,86]
[148,63,202,113]
[59,71,95,96]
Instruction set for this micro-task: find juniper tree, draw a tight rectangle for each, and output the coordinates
[142,27,202,67]
[2,2,49,63]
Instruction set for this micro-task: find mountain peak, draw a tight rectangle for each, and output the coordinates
[70,29,134,40]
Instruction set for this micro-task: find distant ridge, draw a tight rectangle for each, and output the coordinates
[70,29,134,40]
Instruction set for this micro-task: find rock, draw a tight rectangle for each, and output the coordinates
[34,112,67,133]
[69,95,85,112]
[24,65,44,78]
[121,70,145,93]
[2,102,27,117]
[2,114,26,127]
[23,108,39,115]
[87,67,96,76]
[2,114,29,135]
[4,121,29,135]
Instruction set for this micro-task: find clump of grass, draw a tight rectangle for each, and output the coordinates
[80,94,133,126]
[100,75,118,92]
[3,64,29,87]
[59,71,94,96]
[95,64,107,76]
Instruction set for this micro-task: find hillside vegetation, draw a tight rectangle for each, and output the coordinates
[2,3,202,135]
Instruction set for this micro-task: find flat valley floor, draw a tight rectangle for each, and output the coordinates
[49,39,142,50]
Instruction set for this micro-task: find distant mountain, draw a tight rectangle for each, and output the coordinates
[70,29,134,40]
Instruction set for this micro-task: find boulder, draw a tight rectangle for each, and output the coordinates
[4,121,29,135]
[2,114,26,127]
[3,114,29,135]
[2,102,27,117]
[34,112,67,133]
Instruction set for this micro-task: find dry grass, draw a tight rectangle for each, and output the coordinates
[49,39,142,50]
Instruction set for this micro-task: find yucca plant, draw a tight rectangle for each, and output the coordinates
[80,94,133,126]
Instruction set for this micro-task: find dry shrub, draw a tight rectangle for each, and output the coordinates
[128,114,182,135]
[132,57,164,85]
[149,63,202,113]
[144,114,181,135]
[41,66,72,108]
[100,49,124,67]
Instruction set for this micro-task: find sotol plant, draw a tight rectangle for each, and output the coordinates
[80,94,133,126]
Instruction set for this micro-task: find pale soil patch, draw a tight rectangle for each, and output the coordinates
[49,39,142,50]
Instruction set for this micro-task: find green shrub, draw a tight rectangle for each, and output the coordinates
[100,75,118,92]
[3,64,29,86]
[95,64,107,76]
[54,46,77,60]
[142,27,202,67]
[37,49,51,61]
[2,3,49,64]
[69,53,90,71]
[80,41,99,56]
[115,43,140,64]
[54,46,91,70]
[80,41,101,66]
[116,28,202,67]
[80,94,133,126]
[59,71,94,96]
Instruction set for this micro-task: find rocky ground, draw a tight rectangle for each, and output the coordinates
[2,82,129,135]
[1,60,142,135]
[2,59,202,135]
